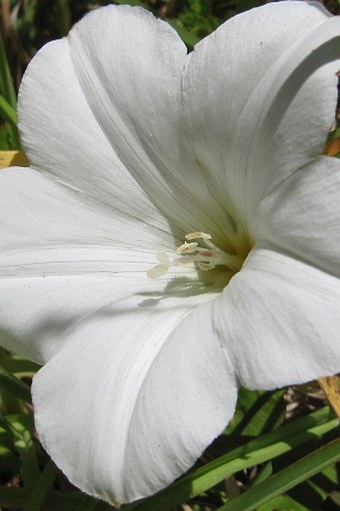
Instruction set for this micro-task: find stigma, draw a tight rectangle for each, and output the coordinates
[147,231,244,280]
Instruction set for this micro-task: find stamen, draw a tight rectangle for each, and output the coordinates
[185,231,211,241]
[176,242,199,255]
[147,231,244,280]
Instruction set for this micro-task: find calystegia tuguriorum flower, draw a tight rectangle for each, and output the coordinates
[0,1,339,506]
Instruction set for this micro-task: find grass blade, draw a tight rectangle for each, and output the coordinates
[0,365,32,403]
[126,407,338,511]
[55,0,72,36]
[217,437,340,511]
[0,33,16,109]
[24,460,58,511]
[0,94,17,126]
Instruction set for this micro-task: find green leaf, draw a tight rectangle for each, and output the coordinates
[114,0,148,6]
[0,33,17,109]
[0,95,21,148]
[125,407,338,511]
[257,494,310,511]
[0,424,20,471]
[0,123,13,150]
[235,0,263,13]
[55,0,72,36]
[248,461,273,487]
[3,414,40,488]
[216,438,340,511]
[0,487,28,508]
[0,33,20,148]
[285,460,340,509]
[0,94,18,126]
[307,463,339,499]
[24,460,58,511]
[227,388,285,438]
[327,128,340,141]
[0,487,107,511]
[0,365,32,403]
[166,19,201,47]
[11,356,41,377]
[56,498,106,511]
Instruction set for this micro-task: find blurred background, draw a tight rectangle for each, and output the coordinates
[1,0,339,92]
[0,0,339,152]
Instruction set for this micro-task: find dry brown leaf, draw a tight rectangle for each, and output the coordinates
[325,137,340,156]
[318,376,340,417]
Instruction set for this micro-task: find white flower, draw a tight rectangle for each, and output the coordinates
[0,1,340,505]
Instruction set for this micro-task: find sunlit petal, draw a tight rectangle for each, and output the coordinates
[32,294,235,504]
[219,247,340,389]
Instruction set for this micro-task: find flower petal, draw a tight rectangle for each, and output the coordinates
[183,2,340,222]
[18,4,229,240]
[252,156,340,277]
[217,247,340,390]
[32,296,236,504]
[18,40,167,234]
[0,167,183,362]
[66,5,237,240]
[0,275,129,364]
[0,167,175,262]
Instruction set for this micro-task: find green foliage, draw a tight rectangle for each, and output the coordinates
[0,365,32,404]
[0,356,338,511]
[218,438,340,511]
[168,0,225,47]
[124,405,339,511]
[0,32,20,149]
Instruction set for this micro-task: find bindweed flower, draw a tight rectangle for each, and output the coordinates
[0,1,340,505]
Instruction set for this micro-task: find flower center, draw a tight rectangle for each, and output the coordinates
[147,231,245,280]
